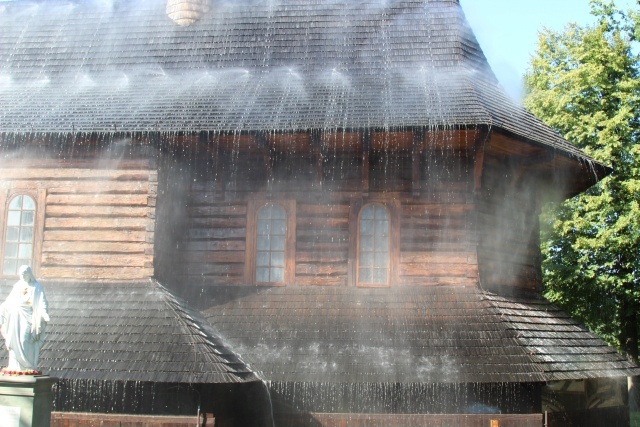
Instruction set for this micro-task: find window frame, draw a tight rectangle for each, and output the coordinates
[349,199,400,287]
[0,189,46,278]
[245,199,296,286]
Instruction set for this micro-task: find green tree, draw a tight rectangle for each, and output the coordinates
[524,0,640,370]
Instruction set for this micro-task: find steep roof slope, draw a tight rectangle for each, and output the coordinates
[0,280,259,383]
[190,285,639,384]
[0,0,589,162]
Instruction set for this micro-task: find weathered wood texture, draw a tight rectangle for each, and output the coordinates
[0,160,156,280]
[160,141,479,288]
[276,413,543,427]
[476,160,542,293]
[50,412,209,427]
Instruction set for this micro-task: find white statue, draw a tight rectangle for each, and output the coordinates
[0,265,49,372]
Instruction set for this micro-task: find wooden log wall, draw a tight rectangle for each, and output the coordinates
[0,159,156,281]
[162,133,479,288]
[476,158,543,293]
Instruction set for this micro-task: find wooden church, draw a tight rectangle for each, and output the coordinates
[0,0,638,426]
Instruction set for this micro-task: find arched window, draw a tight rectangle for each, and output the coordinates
[357,204,389,286]
[255,204,287,284]
[3,195,35,275]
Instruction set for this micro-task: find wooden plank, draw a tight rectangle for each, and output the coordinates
[46,205,150,217]
[400,263,477,277]
[47,181,150,194]
[296,263,348,276]
[188,217,246,228]
[297,204,350,217]
[45,230,147,242]
[45,217,149,230]
[295,276,346,286]
[188,205,247,216]
[0,168,150,180]
[297,251,348,263]
[400,252,475,264]
[40,267,153,280]
[42,241,146,253]
[183,251,245,263]
[47,194,150,206]
[183,263,244,276]
[296,217,349,229]
[399,276,477,286]
[185,241,246,251]
[187,228,245,239]
[42,253,150,267]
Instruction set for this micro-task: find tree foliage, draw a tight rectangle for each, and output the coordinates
[524,0,640,360]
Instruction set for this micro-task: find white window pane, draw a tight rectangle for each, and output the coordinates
[270,268,284,282]
[22,196,35,211]
[5,227,19,242]
[361,205,374,219]
[21,211,34,226]
[360,219,373,234]
[375,221,388,236]
[373,269,387,284]
[8,196,21,210]
[257,219,271,235]
[376,235,389,250]
[256,235,271,251]
[270,236,285,250]
[360,235,373,250]
[3,260,16,275]
[359,252,373,267]
[374,252,388,268]
[271,251,284,267]
[20,227,33,243]
[359,268,372,283]
[4,243,17,258]
[272,220,286,235]
[7,211,20,226]
[256,268,270,282]
[270,206,286,220]
[256,252,270,267]
[18,244,32,259]
[374,206,387,218]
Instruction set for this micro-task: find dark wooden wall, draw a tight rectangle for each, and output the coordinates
[476,156,543,294]
[158,131,479,288]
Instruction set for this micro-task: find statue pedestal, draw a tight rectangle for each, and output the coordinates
[0,375,56,427]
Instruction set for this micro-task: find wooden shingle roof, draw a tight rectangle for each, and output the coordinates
[0,280,259,384]
[188,285,640,384]
[0,0,592,163]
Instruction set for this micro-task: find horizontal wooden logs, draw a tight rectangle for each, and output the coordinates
[42,253,150,267]
[46,205,150,217]
[0,168,150,181]
[400,263,477,278]
[42,241,148,253]
[45,217,149,230]
[296,263,348,276]
[41,267,153,280]
[182,251,245,263]
[47,194,150,206]
[45,230,147,242]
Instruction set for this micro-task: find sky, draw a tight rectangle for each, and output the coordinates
[459,0,637,102]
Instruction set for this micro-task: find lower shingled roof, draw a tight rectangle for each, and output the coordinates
[0,279,259,384]
[184,284,639,384]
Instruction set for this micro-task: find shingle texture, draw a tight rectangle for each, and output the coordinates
[0,0,588,162]
[189,285,640,384]
[0,279,259,383]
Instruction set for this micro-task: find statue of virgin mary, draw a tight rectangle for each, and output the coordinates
[0,265,49,371]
